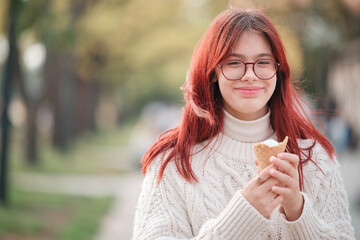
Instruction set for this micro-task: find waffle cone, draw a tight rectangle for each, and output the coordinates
[253,136,288,171]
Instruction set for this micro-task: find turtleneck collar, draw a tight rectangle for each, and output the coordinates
[222,108,274,142]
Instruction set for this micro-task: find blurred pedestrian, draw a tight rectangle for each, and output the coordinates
[133,7,355,239]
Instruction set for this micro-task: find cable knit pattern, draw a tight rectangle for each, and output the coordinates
[132,112,355,239]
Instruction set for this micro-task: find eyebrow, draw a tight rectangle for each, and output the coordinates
[229,53,274,58]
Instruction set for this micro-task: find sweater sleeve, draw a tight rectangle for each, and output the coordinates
[279,146,355,239]
[132,157,272,240]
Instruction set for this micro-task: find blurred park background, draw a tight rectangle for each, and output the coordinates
[0,0,359,239]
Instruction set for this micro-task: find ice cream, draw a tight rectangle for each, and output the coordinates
[253,136,288,171]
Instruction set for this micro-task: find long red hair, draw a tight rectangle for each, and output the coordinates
[141,8,335,190]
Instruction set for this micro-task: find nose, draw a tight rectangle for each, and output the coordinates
[241,64,257,81]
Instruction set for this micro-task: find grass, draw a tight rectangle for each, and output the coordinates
[58,195,113,240]
[0,189,113,240]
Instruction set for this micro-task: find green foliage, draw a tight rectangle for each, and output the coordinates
[0,1,9,34]
[9,0,229,121]
[76,0,220,113]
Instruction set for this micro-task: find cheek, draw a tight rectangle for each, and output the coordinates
[218,79,232,101]
[267,78,277,96]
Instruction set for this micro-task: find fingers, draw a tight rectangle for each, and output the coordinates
[260,152,304,221]
[271,185,291,196]
[253,163,274,184]
[277,152,299,168]
[256,165,281,198]
[269,153,299,191]
[242,181,281,218]
[260,176,279,190]
[270,156,297,179]
[272,185,304,221]
[270,168,295,187]
[268,152,303,221]
[255,164,274,184]
[243,163,283,218]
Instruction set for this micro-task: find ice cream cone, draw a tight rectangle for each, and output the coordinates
[253,136,288,171]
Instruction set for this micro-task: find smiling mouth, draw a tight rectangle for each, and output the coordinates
[235,87,264,96]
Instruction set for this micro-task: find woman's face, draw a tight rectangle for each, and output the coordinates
[217,31,277,121]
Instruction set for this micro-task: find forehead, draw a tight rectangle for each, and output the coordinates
[231,30,273,58]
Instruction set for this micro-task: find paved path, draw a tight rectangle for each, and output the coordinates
[94,173,143,240]
[14,173,140,197]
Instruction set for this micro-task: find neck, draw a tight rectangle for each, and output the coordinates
[222,109,274,142]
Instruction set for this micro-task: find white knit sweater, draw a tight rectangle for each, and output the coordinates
[132,110,355,239]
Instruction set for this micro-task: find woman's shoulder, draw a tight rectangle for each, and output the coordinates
[297,138,338,172]
[145,140,217,181]
[146,149,178,175]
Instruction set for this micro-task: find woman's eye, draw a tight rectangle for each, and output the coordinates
[226,61,242,66]
[257,60,271,65]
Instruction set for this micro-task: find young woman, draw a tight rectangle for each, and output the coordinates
[133,8,355,239]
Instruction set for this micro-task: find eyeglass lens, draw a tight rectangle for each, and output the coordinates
[222,59,277,80]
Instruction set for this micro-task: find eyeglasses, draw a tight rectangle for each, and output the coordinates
[217,59,280,80]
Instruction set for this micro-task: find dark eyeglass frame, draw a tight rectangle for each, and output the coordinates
[217,59,280,81]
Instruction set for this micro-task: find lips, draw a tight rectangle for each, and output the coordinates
[235,86,264,96]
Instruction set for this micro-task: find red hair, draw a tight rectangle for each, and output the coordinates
[141,8,335,190]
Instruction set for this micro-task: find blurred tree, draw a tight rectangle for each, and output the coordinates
[0,0,20,205]
[16,0,100,156]
[77,0,228,120]
[0,1,8,35]
[12,0,53,162]
[0,0,54,164]
[41,0,92,150]
[2,0,226,166]
[16,1,43,163]
[287,0,360,99]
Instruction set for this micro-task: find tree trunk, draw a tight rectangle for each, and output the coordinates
[25,102,40,164]
[44,48,61,149]
[76,78,99,135]
[48,52,77,151]
[0,0,19,205]
[11,26,43,165]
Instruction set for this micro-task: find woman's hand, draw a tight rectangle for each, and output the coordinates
[269,153,304,221]
[242,164,283,218]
